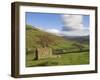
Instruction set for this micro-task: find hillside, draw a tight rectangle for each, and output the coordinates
[26,24,89,67]
[26,24,88,54]
[63,36,89,44]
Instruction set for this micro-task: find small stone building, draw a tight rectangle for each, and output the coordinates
[35,47,60,60]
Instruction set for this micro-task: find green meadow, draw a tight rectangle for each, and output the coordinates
[26,25,89,67]
[26,52,89,67]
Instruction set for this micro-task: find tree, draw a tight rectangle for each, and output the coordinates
[36,34,55,48]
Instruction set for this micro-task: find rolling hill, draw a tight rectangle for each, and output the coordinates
[63,36,89,44]
[26,24,89,54]
[26,24,89,67]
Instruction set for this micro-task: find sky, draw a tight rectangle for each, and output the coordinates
[26,12,90,36]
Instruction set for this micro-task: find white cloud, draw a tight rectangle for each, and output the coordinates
[60,30,89,36]
[61,15,84,30]
[45,29,62,36]
[45,28,89,36]
[60,14,89,36]
[46,29,60,33]
[36,14,89,36]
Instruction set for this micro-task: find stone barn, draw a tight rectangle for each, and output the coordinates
[35,47,60,60]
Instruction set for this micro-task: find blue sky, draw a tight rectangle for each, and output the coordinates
[25,12,90,36]
[26,12,64,30]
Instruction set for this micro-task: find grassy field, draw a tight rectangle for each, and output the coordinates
[26,25,89,67]
[26,51,89,67]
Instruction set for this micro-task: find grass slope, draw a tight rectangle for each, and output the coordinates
[26,24,89,67]
[26,52,89,67]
